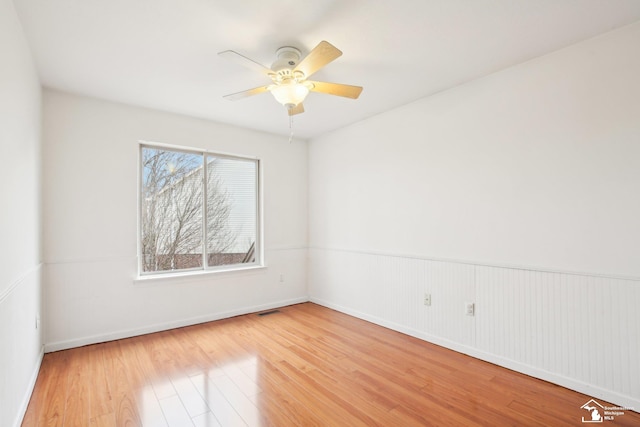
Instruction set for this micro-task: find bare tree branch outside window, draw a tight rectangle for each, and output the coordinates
[140,146,257,274]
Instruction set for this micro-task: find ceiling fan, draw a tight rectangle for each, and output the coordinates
[219,41,363,116]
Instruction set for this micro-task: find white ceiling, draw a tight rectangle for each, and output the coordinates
[14,0,640,139]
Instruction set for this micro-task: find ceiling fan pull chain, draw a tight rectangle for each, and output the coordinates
[288,114,294,143]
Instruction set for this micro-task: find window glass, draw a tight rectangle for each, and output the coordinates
[206,156,257,266]
[140,145,259,274]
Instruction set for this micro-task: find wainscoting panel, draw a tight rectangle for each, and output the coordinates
[476,266,640,403]
[0,265,43,427]
[308,247,640,410]
[309,248,476,348]
[44,247,309,352]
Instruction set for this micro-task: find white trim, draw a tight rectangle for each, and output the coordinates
[13,346,44,427]
[44,245,306,266]
[137,143,144,275]
[44,296,309,353]
[139,139,259,161]
[265,244,308,251]
[257,156,265,269]
[133,264,267,286]
[310,297,640,413]
[0,264,42,304]
[308,245,640,282]
[44,255,135,265]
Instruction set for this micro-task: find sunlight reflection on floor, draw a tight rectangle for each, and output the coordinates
[140,356,260,427]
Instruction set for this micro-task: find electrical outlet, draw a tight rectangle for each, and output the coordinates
[35,315,40,329]
[465,302,475,316]
[279,274,285,283]
[424,293,431,306]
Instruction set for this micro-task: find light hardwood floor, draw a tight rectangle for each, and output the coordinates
[22,303,639,426]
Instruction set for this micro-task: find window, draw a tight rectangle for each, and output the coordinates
[139,144,260,275]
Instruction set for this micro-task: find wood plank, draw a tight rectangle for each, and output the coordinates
[62,345,90,426]
[207,374,263,426]
[188,373,248,426]
[21,352,61,427]
[42,351,70,427]
[274,361,372,426]
[249,381,324,427]
[87,344,114,419]
[89,412,117,427]
[126,337,170,427]
[191,411,222,427]
[102,341,143,427]
[21,303,640,427]
[171,376,209,419]
[158,395,194,427]
[138,387,169,427]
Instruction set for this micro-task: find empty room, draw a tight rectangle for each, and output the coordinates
[2,0,639,426]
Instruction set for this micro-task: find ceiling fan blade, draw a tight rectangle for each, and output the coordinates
[287,103,305,116]
[295,41,342,79]
[308,81,363,99]
[223,85,271,101]
[218,50,274,77]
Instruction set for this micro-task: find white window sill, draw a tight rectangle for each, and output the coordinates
[133,264,267,286]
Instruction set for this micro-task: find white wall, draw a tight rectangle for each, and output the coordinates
[0,1,43,426]
[308,22,640,409]
[42,90,308,351]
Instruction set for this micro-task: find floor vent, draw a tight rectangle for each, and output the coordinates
[257,310,281,316]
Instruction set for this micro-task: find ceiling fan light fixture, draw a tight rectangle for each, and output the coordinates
[220,41,362,117]
[271,82,310,108]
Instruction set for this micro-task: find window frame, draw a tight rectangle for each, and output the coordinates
[137,141,263,278]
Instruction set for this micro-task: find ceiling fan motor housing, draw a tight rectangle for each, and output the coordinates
[271,47,302,72]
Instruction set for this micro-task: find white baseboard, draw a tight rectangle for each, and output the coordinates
[45,296,309,353]
[13,346,44,427]
[310,297,640,413]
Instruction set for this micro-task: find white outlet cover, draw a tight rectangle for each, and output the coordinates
[465,303,475,316]
[424,293,431,306]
